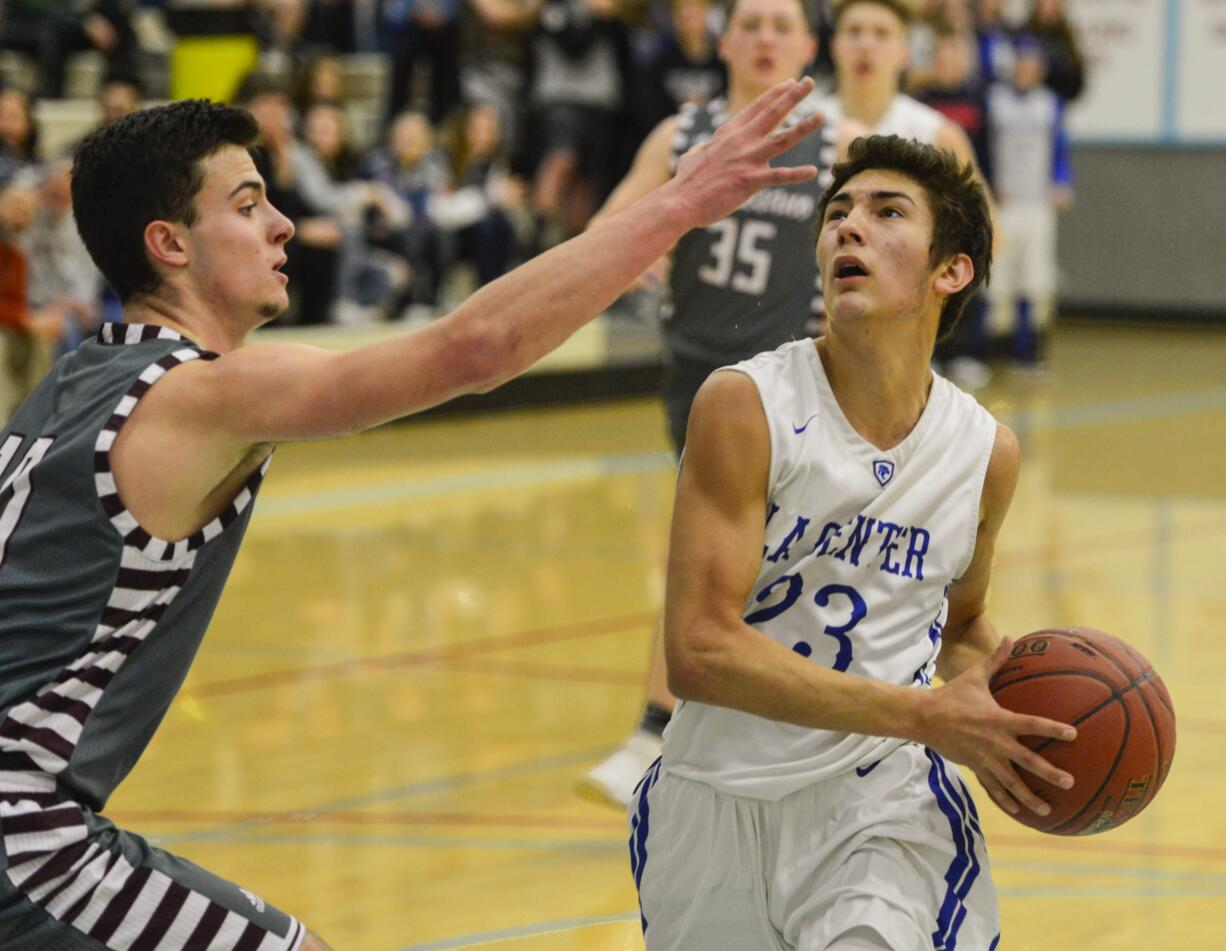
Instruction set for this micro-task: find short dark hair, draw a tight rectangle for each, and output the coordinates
[72,99,259,302]
[833,0,915,29]
[817,134,992,335]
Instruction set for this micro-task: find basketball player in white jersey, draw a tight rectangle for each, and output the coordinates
[584,0,1001,808]
[631,135,1078,949]
[820,0,981,175]
[580,0,870,806]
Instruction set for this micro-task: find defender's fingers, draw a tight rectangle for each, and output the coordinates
[723,79,797,133]
[758,164,818,187]
[745,77,815,135]
[763,112,825,156]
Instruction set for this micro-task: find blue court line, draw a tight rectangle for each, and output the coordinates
[393,913,639,951]
[251,387,1226,519]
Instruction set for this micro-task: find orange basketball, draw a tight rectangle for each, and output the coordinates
[988,628,1176,835]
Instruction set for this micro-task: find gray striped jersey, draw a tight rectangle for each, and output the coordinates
[666,94,837,366]
[0,323,270,812]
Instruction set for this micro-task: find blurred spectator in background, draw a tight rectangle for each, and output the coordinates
[97,70,143,124]
[362,110,450,313]
[918,29,992,386]
[239,74,344,325]
[461,0,543,163]
[639,0,726,129]
[0,0,139,99]
[255,0,321,78]
[0,87,39,185]
[302,98,413,323]
[293,51,346,113]
[1026,0,1084,104]
[987,36,1071,368]
[19,155,103,352]
[0,180,60,420]
[907,0,973,93]
[528,0,633,252]
[441,102,525,288]
[385,0,463,126]
[974,0,1014,84]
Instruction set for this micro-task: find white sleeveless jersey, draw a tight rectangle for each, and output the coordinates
[662,340,999,800]
[817,92,945,145]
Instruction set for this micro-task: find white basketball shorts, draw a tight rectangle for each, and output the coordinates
[629,743,1001,950]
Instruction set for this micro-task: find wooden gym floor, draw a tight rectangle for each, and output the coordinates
[105,321,1226,950]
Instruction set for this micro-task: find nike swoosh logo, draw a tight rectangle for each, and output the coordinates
[792,414,818,434]
[855,759,882,778]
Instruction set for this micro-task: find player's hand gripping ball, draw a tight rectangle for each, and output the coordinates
[988,628,1176,835]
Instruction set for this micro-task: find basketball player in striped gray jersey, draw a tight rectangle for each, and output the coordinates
[631,136,1078,949]
[580,0,870,807]
[0,89,824,948]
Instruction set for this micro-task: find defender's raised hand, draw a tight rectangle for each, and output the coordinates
[668,78,824,229]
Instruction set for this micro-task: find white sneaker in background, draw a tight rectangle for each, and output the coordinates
[947,356,993,391]
[577,730,663,808]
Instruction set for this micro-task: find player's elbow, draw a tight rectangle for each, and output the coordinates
[664,624,730,703]
[444,312,525,394]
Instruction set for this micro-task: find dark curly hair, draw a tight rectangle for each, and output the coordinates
[817,134,993,337]
[71,99,260,303]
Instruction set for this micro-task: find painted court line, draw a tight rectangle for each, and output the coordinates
[394,913,639,951]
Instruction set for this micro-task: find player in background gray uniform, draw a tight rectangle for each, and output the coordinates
[579,0,869,807]
[0,88,823,949]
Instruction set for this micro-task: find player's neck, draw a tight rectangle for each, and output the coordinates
[838,79,900,128]
[728,75,796,115]
[123,294,251,354]
[814,327,934,452]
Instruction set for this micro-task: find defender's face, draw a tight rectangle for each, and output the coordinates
[816,169,940,324]
[832,2,910,88]
[182,145,295,324]
[720,0,816,91]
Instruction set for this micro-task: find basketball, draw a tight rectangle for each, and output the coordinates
[988,628,1176,835]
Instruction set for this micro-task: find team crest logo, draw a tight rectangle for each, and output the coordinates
[873,459,895,487]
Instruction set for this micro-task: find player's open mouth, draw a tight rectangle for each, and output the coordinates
[833,256,869,282]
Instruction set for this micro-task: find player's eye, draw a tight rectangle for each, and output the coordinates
[881,207,902,218]
[826,208,847,222]
[239,204,256,216]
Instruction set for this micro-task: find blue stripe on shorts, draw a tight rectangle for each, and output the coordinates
[925,748,982,951]
[628,756,662,935]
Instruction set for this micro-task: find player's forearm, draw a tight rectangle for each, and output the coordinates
[667,618,929,743]
[445,183,697,389]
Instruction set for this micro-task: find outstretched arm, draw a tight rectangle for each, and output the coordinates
[113,80,826,538]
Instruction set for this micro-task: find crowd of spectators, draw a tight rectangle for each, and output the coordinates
[0,0,1085,419]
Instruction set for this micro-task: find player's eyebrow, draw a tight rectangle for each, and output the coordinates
[827,189,918,207]
[227,179,264,200]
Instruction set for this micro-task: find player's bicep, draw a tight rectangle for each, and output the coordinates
[664,371,771,672]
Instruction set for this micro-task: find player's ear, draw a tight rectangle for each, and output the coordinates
[933,252,973,298]
[144,220,189,271]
